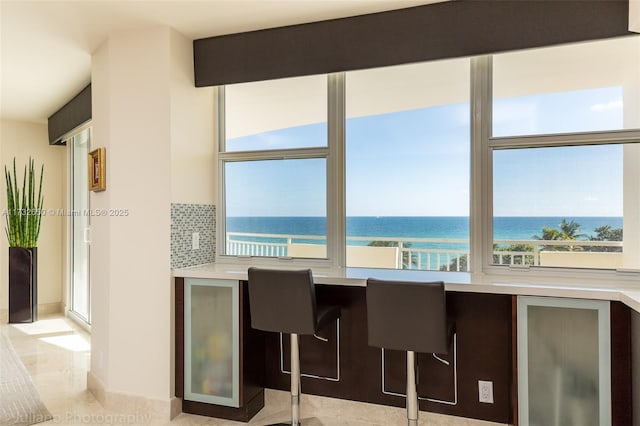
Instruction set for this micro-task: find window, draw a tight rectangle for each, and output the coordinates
[220,75,329,260]
[493,145,624,269]
[345,59,470,270]
[493,36,640,136]
[224,75,327,152]
[224,159,327,257]
[490,35,640,270]
[69,126,91,324]
[218,34,640,275]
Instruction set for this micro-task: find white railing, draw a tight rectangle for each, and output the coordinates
[225,232,622,271]
[226,232,325,257]
[492,239,623,267]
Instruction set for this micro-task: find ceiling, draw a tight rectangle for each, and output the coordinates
[0,0,443,124]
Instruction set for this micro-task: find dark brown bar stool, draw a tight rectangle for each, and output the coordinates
[366,278,455,426]
[248,267,341,426]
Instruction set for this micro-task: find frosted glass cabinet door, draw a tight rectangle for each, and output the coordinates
[517,296,611,426]
[184,278,240,407]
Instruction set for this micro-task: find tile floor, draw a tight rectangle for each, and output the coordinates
[1,315,507,426]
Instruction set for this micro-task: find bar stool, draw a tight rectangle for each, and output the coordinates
[366,278,455,426]
[247,267,341,426]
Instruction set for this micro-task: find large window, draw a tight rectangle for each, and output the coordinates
[224,159,327,257]
[491,36,640,270]
[345,59,470,270]
[224,75,327,151]
[493,36,640,136]
[220,75,329,260]
[218,34,640,274]
[493,145,624,269]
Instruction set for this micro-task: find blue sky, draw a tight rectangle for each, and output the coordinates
[493,87,624,137]
[225,86,624,217]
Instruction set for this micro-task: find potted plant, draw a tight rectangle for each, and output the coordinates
[4,157,44,323]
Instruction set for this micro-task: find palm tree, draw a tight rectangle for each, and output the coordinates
[533,219,585,251]
[558,219,587,240]
[586,224,623,252]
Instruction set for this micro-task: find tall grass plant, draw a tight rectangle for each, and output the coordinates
[4,158,44,248]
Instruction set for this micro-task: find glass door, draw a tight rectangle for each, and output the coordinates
[184,278,240,407]
[517,296,611,426]
[70,127,91,323]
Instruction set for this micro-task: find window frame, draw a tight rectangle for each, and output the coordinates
[216,74,346,268]
[216,39,640,280]
[481,49,640,278]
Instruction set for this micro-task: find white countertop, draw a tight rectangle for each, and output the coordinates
[173,263,640,314]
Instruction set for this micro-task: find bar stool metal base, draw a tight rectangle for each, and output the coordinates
[266,419,320,426]
[407,350,418,426]
[266,419,319,426]
[264,335,320,426]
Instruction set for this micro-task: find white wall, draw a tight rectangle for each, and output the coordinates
[89,38,113,390]
[0,119,65,321]
[169,30,215,205]
[91,26,172,403]
[90,25,214,414]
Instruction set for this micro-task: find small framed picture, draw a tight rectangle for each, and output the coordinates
[88,147,106,192]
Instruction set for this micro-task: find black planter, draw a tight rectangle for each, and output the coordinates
[9,247,37,323]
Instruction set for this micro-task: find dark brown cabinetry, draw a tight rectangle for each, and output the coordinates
[263,285,514,424]
[174,277,635,425]
[175,278,264,421]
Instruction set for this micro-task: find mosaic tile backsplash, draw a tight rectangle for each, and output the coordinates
[171,203,215,268]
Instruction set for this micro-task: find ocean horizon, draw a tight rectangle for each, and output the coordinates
[227,216,623,243]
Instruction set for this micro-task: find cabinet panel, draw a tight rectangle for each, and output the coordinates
[517,296,610,426]
[633,309,640,426]
[184,278,239,407]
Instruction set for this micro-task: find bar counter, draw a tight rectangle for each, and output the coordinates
[173,263,639,425]
[173,263,640,313]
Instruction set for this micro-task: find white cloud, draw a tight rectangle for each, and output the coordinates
[590,99,623,112]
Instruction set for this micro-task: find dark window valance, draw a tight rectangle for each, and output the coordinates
[48,84,91,145]
[194,0,631,87]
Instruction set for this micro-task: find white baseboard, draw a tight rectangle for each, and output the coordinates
[38,302,62,316]
[0,303,61,324]
[170,397,182,419]
[87,371,179,422]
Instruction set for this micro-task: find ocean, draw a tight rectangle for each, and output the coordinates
[227,216,623,248]
[226,216,623,269]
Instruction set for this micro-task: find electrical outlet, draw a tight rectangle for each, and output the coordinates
[192,232,200,250]
[478,380,494,403]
